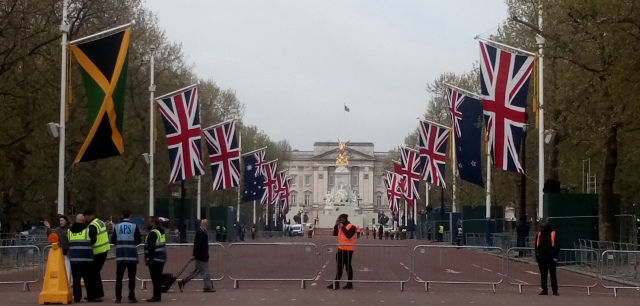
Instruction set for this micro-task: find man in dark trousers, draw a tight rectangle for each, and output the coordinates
[178,219,214,292]
[144,216,166,302]
[112,209,141,303]
[84,209,111,301]
[327,214,356,290]
[534,220,560,296]
[68,214,96,303]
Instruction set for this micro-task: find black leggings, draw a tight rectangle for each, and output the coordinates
[335,250,354,282]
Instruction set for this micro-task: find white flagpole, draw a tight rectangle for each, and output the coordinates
[404,200,408,226]
[57,0,69,215]
[425,184,429,210]
[253,200,256,225]
[196,176,202,220]
[537,0,545,221]
[148,46,156,217]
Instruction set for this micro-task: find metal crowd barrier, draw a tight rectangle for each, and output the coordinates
[320,244,412,291]
[137,243,225,290]
[0,245,41,291]
[227,242,318,289]
[506,247,599,295]
[600,250,640,297]
[412,245,504,292]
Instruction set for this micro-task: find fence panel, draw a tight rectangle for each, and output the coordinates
[136,243,225,290]
[600,250,640,297]
[412,245,503,292]
[506,247,598,295]
[227,242,318,289]
[0,245,41,291]
[319,244,411,291]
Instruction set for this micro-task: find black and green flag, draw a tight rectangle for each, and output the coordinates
[71,28,131,163]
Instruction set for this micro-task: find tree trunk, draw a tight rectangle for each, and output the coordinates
[7,142,30,232]
[599,125,618,242]
[549,134,561,181]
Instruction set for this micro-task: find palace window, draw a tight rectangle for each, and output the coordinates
[304,194,311,206]
[291,194,297,206]
[376,195,382,207]
[290,175,297,187]
[304,175,312,186]
[351,166,359,187]
[328,166,335,186]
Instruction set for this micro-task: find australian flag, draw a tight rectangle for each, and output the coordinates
[448,87,484,187]
[241,149,266,202]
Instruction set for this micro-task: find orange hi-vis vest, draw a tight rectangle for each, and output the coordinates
[536,231,556,246]
[338,223,356,251]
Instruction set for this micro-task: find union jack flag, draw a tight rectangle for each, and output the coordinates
[260,160,278,205]
[203,120,240,191]
[156,86,204,183]
[394,147,420,207]
[276,173,292,215]
[384,172,403,213]
[419,120,450,188]
[479,41,534,173]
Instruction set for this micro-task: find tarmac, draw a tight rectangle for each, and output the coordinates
[0,235,638,305]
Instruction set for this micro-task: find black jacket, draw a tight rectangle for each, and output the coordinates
[145,226,165,261]
[535,228,560,262]
[333,221,357,239]
[192,227,209,262]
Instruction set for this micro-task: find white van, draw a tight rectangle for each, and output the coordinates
[290,224,305,236]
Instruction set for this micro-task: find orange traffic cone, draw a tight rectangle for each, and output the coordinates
[39,234,72,304]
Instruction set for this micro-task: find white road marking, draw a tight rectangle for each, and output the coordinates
[525,270,540,275]
[472,264,481,268]
[445,269,462,274]
[483,268,492,272]
[514,279,529,284]
[399,262,410,270]
[359,267,373,272]
[311,283,317,286]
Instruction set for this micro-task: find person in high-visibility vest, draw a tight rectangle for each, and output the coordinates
[84,209,111,301]
[112,209,142,303]
[145,216,167,302]
[456,225,463,246]
[327,214,356,290]
[535,220,560,296]
[68,214,96,303]
[438,225,444,242]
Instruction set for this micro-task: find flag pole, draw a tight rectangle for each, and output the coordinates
[196,176,202,220]
[404,200,408,227]
[237,131,242,222]
[485,141,492,246]
[148,46,156,217]
[56,0,69,215]
[537,0,545,221]
[253,200,256,225]
[451,129,458,213]
[342,104,345,141]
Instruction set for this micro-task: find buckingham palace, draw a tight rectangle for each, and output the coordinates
[285,142,392,226]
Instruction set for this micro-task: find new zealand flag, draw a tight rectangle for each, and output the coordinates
[241,149,266,202]
[448,88,484,187]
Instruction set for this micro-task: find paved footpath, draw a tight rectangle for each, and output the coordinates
[0,236,638,305]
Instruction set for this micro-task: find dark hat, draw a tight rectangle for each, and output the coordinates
[338,214,349,220]
[83,209,95,216]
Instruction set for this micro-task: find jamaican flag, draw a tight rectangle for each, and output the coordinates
[70,28,131,163]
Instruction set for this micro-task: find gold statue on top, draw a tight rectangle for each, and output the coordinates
[336,140,349,166]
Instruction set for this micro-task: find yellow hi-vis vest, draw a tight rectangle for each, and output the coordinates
[90,218,111,255]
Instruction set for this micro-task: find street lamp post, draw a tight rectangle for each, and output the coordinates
[517,118,530,251]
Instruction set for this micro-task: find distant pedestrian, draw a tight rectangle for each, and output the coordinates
[327,214,355,290]
[365,227,370,239]
[372,228,377,240]
[535,220,560,296]
[179,219,214,293]
[456,225,463,246]
[437,225,444,242]
[251,226,256,240]
[112,209,141,303]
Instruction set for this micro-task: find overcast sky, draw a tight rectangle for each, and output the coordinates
[144,0,508,152]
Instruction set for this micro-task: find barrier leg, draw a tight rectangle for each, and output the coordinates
[518,284,522,294]
[587,286,591,296]
[23,282,29,292]
[425,282,429,292]
[140,280,146,290]
[234,280,239,289]
[613,288,617,298]
[300,280,306,289]
[492,283,496,293]
[400,282,405,292]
